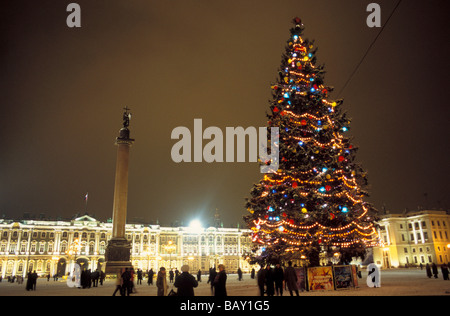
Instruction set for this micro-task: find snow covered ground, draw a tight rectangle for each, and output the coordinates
[0,268,448,296]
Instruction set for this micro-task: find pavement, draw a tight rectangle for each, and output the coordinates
[0,268,449,297]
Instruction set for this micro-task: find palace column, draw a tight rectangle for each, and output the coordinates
[105,108,135,274]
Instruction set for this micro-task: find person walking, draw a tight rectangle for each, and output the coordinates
[112,269,123,296]
[121,268,132,296]
[25,270,34,291]
[274,263,284,296]
[237,268,243,281]
[426,263,432,278]
[137,269,143,285]
[213,264,227,297]
[208,266,217,295]
[284,261,299,296]
[31,270,38,290]
[251,268,255,279]
[265,265,275,296]
[174,265,198,296]
[147,268,154,285]
[156,267,169,296]
[197,269,202,282]
[169,269,174,283]
[256,264,267,296]
[99,271,105,286]
[431,263,439,279]
[441,263,449,280]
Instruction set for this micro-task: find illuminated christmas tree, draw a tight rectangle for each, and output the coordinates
[244,17,380,266]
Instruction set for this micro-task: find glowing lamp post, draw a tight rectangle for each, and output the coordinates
[164,240,176,269]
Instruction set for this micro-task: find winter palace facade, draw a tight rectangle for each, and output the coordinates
[0,215,255,278]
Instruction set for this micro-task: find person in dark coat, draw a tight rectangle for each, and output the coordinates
[237,268,243,281]
[213,264,227,296]
[25,271,34,291]
[284,261,299,296]
[174,265,198,296]
[137,269,143,285]
[208,266,217,295]
[99,271,105,285]
[265,265,275,296]
[431,263,439,279]
[274,263,284,296]
[256,264,267,296]
[147,268,154,285]
[169,269,174,283]
[251,268,255,279]
[121,268,132,296]
[441,263,449,280]
[426,263,432,278]
[156,267,168,296]
[197,269,202,282]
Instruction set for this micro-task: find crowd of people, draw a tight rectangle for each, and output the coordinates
[112,264,228,296]
[254,261,300,296]
[3,261,447,295]
[423,262,449,280]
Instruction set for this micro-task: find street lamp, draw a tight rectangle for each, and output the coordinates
[163,240,176,269]
[66,238,82,274]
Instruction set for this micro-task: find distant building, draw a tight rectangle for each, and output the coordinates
[0,215,255,278]
[373,210,450,268]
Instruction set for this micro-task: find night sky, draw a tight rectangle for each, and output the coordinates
[1,0,449,227]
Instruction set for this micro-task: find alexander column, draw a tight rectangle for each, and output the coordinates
[105,107,135,274]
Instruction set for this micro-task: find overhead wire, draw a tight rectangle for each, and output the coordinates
[337,0,403,98]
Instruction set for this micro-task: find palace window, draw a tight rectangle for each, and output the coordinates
[60,242,67,253]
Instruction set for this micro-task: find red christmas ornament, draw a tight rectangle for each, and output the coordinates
[289,219,294,224]
[338,156,344,162]
[301,119,307,126]
[273,107,279,113]
[264,215,269,219]
[325,185,331,192]
[282,212,287,217]
[292,182,298,188]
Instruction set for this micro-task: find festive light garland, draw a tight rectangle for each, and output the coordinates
[244,18,380,254]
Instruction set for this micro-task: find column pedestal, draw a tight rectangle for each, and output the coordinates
[104,238,133,273]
